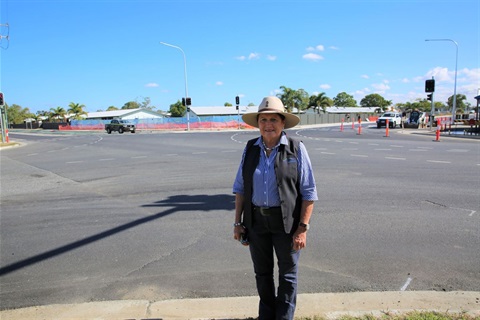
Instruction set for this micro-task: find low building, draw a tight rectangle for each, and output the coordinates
[85,108,165,120]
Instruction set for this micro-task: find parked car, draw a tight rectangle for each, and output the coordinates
[105,119,136,134]
[376,112,402,128]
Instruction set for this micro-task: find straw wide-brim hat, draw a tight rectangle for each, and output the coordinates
[242,96,300,129]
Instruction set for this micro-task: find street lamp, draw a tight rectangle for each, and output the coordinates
[425,39,458,125]
[160,41,190,131]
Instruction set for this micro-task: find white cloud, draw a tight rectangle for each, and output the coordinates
[266,55,277,61]
[372,82,391,93]
[361,75,369,79]
[319,84,331,90]
[235,56,246,61]
[329,46,340,50]
[401,78,410,83]
[426,67,451,82]
[303,53,324,62]
[216,81,223,86]
[248,52,260,60]
[145,83,159,88]
[307,44,325,52]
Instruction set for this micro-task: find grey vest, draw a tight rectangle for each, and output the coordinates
[242,136,302,234]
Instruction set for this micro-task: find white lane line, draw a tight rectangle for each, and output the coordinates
[165,154,178,156]
[99,158,115,161]
[321,152,336,155]
[409,149,428,152]
[375,148,392,151]
[447,149,469,153]
[385,157,406,161]
[390,145,404,148]
[426,160,451,164]
[450,207,477,217]
[131,156,148,159]
[221,150,238,153]
[350,154,368,158]
[66,161,83,164]
[400,277,413,291]
[192,152,207,155]
[27,153,39,156]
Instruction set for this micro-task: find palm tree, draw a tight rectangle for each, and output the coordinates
[49,107,67,122]
[310,92,332,114]
[68,102,87,120]
[277,86,296,113]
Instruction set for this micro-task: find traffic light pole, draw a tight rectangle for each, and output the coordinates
[1,106,6,143]
[429,93,435,130]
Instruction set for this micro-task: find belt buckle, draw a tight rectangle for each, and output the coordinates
[259,207,271,216]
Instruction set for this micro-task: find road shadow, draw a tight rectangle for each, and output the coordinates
[142,193,235,211]
[0,194,235,277]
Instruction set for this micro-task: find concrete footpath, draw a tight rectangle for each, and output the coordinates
[1,291,479,320]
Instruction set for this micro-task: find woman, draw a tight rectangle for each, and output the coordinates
[232,96,318,320]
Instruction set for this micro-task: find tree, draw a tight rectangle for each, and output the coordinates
[68,102,87,120]
[309,92,332,113]
[7,104,35,124]
[333,92,357,107]
[49,106,67,122]
[224,102,232,106]
[169,100,186,117]
[140,97,150,109]
[360,93,392,111]
[277,86,296,112]
[122,101,140,109]
[106,106,118,111]
[277,86,309,113]
[447,94,469,114]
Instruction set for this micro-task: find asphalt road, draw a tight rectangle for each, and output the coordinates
[1,126,479,310]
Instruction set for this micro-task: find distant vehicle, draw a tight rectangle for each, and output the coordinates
[404,111,427,128]
[376,112,402,128]
[105,119,136,134]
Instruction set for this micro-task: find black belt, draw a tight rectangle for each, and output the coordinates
[253,206,282,216]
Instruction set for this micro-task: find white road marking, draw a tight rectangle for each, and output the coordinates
[400,277,413,291]
[351,154,368,157]
[385,157,406,161]
[426,160,451,164]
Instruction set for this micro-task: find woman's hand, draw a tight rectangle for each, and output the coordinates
[292,229,307,251]
[233,225,244,241]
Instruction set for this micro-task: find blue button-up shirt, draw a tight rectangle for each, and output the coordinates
[233,133,318,207]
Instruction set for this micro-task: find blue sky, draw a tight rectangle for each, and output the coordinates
[0,0,479,114]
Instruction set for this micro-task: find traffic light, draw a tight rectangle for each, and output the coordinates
[186,97,191,106]
[235,96,240,105]
[182,98,186,106]
[0,92,4,106]
[425,79,435,93]
[427,94,433,101]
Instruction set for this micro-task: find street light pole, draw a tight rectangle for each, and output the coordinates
[425,39,458,125]
[160,41,190,131]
